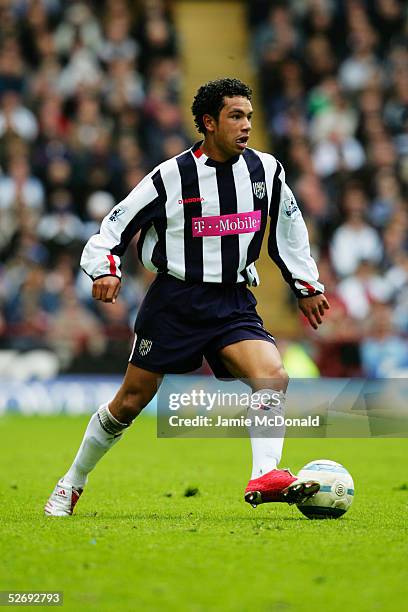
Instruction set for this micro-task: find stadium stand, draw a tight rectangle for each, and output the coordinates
[0,0,407,378]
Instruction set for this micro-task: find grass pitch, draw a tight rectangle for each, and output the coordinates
[0,415,407,612]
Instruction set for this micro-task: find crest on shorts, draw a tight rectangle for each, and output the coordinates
[252,181,266,200]
[138,338,153,356]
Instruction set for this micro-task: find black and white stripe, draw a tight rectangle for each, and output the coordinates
[80,143,324,296]
[176,151,203,282]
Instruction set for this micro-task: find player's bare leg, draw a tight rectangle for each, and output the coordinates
[218,340,319,506]
[108,364,162,423]
[45,364,160,516]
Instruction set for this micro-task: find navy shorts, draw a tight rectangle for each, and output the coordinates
[129,273,275,378]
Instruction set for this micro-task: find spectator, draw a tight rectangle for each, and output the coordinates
[390,253,408,335]
[0,155,44,211]
[330,185,383,277]
[57,40,102,97]
[3,263,57,351]
[339,22,381,92]
[99,15,139,65]
[143,100,187,165]
[0,35,26,96]
[0,155,44,256]
[337,260,392,320]
[53,2,102,58]
[0,91,38,141]
[252,4,299,67]
[301,258,362,377]
[36,189,84,254]
[361,304,408,378]
[310,82,358,144]
[103,58,145,113]
[369,168,401,228]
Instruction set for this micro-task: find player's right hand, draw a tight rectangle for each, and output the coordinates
[92,276,121,303]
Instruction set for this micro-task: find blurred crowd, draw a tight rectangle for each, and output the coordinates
[247,0,408,377]
[0,0,187,373]
[0,0,407,379]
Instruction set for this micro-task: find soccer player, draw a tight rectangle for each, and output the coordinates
[45,78,329,516]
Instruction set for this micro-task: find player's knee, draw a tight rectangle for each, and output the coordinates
[276,366,289,391]
[260,365,289,392]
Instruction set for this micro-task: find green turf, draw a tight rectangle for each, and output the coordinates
[1,415,407,612]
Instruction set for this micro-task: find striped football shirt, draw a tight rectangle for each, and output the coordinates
[80,142,324,297]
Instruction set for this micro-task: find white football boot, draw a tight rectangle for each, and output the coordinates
[44,479,83,516]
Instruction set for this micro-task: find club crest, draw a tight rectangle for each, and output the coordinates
[252,181,266,200]
[138,338,153,356]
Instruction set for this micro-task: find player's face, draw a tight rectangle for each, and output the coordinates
[204,96,253,160]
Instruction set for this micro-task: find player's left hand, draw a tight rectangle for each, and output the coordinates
[298,294,330,330]
[92,275,121,303]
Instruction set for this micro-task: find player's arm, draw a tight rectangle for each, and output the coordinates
[80,170,165,303]
[268,163,329,329]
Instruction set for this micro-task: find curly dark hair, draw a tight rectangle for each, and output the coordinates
[191,78,252,134]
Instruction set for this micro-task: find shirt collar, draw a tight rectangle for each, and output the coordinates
[191,141,241,167]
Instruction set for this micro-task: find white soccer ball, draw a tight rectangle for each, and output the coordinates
[296,459,354,519]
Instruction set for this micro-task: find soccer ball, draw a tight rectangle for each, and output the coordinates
[296,459,354,519]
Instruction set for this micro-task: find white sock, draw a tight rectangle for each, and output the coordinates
[63,403,129,489]
[248,389,286,479]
